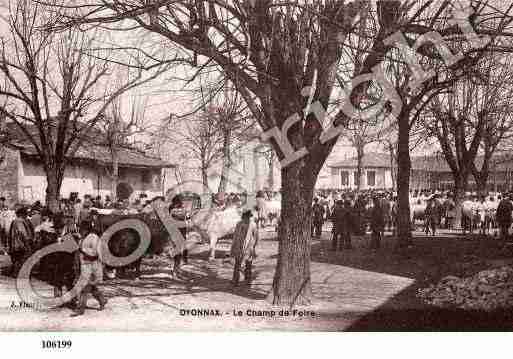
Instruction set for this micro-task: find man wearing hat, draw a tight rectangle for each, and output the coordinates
[331,199,354,251]
[70,219,107,317]
[230,208,259,286]
[29,203,42,229]
[8,207,35,276]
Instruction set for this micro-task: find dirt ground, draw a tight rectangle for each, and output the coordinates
[1,226,513,331]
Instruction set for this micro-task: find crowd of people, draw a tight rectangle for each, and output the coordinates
[2,202,106,317]
[312,191,387,251]
[3,187,513,315]
[310,188,513,251]
[0,190,266,313]
[0,192,181,317]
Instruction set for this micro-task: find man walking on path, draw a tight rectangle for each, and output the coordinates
[70,219,107,317]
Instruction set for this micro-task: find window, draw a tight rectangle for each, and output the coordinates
[353,171,359,186]
[367,170,376,187]
[21,186,33,203]
[340,171,349,187]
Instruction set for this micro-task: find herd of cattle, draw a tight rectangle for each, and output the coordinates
[409,196,501,234]
[0,194,506,279]
[0,203,246,278]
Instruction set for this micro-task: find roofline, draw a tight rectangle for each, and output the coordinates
[20,152,175,169]
[328,165,391,169]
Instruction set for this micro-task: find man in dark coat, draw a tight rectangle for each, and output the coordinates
[311,197,325,238]
[353,196,366,235]
[331,200,353,251]
[370,197,385,249]
[339,200,354,250]
[8,207,35,277]
[496,194,513,242]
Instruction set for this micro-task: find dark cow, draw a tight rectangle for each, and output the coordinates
[96,212,171,278]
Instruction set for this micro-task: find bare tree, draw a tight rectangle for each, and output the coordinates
[367,3,513,247]
[167,108,224,187]
[255,144,277,191]
[377,123,431,191]
[0,0,168,211]
[52,0,513,305]
[205,81,256,194]
[156,81,256,191]
[349,129,373,190]
[470,55,513,191]
[337,9,384,191]
[421,53,513,227]
[98,94,149,202]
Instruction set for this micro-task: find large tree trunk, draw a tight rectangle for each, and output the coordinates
[110,147,119,202]
[453,174,468,230]
[217,129,231,193]
[45,164,64,213]
[475,174,488,196]
[268,150,275,191]
[472,152,491,197]
[253,148,261,193]
[201,166,208,188]
[396,113,412,248]
[271,161,314,306]
[356,142,364,190]
[388,142,396,189]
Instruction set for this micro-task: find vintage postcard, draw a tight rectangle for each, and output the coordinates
[0,0,512,343]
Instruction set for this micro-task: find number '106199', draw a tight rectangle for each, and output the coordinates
[42,340,72,349]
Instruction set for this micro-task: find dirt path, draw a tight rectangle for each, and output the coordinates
[1,228,511,331]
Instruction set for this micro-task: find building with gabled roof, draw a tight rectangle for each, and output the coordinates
[328,152,513,191]
[0,122,174,206]
[328,152,395,189]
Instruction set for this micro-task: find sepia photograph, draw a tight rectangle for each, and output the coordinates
[0,0,513,341]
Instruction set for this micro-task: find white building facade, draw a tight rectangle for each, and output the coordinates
[328,153,395,190]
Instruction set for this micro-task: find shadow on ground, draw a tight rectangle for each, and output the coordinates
[101,247,268,303]
[311,233,513,331]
